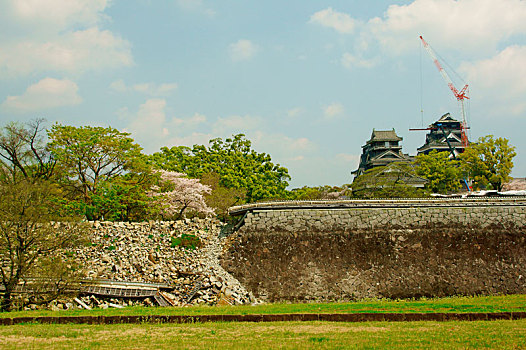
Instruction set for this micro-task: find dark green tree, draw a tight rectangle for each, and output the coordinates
[351,163,429,198]
[150,134,290,203]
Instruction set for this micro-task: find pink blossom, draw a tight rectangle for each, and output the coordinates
[149,170,214,219]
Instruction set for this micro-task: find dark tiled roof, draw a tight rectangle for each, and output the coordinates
[436,112,457,123]
[368,129,402,142]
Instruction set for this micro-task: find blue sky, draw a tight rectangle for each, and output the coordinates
[1,0,525,187]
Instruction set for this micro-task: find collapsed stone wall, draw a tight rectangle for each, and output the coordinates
[28,218,255,311]
[221,202,526,302]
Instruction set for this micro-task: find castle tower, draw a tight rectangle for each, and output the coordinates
[417,113,468,157]
[352,128,409,177]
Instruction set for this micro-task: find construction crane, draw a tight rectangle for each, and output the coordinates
[419,35,469,148]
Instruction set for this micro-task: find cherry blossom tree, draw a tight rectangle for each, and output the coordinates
[150,170,214,219]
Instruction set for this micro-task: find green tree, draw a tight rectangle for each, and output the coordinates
[200,172,246,221]
[48,124,154,221]
[415,150,462,194]
[0,119,56,184]
[0,180,86,311]
[351,163,429,198]
[150,134,290,203]
[459,135,516,191]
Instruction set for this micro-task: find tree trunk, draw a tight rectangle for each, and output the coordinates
[0,287,13,312]
[176,205,188,220]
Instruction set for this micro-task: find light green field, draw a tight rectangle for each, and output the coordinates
[1,294,525,318]
[0,319,524,349]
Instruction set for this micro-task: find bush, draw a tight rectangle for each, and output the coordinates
[171,234,202,250]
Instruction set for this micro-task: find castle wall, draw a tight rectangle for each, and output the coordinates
[221,199,526,302]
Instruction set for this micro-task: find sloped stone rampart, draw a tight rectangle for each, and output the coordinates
[221,199,526,302]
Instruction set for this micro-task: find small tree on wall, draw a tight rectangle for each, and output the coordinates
[149,170,214,220]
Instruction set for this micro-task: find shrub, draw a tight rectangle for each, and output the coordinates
[171,234,202,250]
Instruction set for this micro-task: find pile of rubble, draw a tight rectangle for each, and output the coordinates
[32,218,255,311]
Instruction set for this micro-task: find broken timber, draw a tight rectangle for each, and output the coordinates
[1,279,175,307]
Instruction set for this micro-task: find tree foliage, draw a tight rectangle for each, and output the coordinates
[48,124,153,220]
[415,150,462,194]
[459,135,516,191]
[0,119,56,184]
[150,134,290,203]
[200,172,246,221]
[351,163,429,198]
[149,170,214,220]
[0,180,86,311]
[286,185,348,200]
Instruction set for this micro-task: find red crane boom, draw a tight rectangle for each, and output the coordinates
[419,35,469,147]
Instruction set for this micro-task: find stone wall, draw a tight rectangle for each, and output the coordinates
[239,201,526,232]
[31,218,255,311]
[221,199,526,302]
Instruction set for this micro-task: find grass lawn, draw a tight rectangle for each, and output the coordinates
[0,294,525,319]
[0,319,524,349]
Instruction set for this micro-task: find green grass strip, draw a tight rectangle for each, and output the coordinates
[0,320,525,349]
[1,294,525,318]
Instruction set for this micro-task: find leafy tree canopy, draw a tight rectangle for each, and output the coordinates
[415,150,463,194]
[0,180,86,311]
[150,134,290,203]
[351,162,429,198]
[0,119,56,184]
[48,124,154,221]
[459,135,516,191]
[200,172,246,221]
[285,185,348,200]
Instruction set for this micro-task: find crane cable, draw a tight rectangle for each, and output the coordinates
[420,40,424,128]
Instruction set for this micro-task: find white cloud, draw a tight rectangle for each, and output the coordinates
[341,53,378,69]
[287,107,303,118]
[323,103,344,119]
[173,113,207,129]
[212,114,262,134]
[125,100,209,153]
[310,7,356,34]
[1,28,132,77]
[109,80,127,93]
[110,80,178,96]
[335,153,360,165]
[310,1,526,58]
[459,45,526,116]
[367,0,526,55]
[1,78,82,113]
[10,0,108,30]
[124,99,169,152]
[250,131,317,164]
[229,39,258,62]
[0,1,132,77]
[130,99,169,134]
[167,132,213,148]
